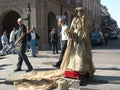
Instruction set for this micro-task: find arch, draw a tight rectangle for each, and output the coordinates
[1,11,21,38]
[48,12,57,46]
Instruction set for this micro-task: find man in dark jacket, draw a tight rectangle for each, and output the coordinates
[14,18,33,72]
[49,28,59,54]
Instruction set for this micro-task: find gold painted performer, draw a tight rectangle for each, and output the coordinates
[14,7,95,90]
[64,7,95,78]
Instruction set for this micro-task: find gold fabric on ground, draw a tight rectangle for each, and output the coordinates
[14,39,72,90]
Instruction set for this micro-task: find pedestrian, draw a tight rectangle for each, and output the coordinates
[6,27,17,54]
[104,32,109,46]
[52,18,68,68]
[35,32,40,54]
[32,27,40,54]
[26,27,32,52]
[30,28,37,57]
[1,31,8,49]
[49,28,59,54]
[14,18,33,72]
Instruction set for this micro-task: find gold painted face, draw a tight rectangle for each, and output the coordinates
[75,7,84,16]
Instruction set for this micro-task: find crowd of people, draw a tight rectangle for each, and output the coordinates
[0,28,16,55]
[0,18,40,72]
[0,23,40,57]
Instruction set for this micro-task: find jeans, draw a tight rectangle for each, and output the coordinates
[6,41,15,54]
[30,39,36,56]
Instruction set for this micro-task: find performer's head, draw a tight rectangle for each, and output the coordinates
[75,7,84,17]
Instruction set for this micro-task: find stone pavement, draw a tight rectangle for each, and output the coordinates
[0,50,120,90]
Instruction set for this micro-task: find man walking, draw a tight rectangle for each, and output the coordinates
[14,18,33,72]
[49,28,59,54]
[53,18,68,68]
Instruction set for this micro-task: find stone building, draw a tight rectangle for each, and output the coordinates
[82,0,101,32]
[101,5,118,35]
[0,0,101,49]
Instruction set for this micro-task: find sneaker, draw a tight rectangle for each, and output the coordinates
[14,69,22,72]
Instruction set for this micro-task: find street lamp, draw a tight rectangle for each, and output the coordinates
[25,3,31,28]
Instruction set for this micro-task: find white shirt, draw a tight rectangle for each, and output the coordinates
[31,32,36,40]
[9,30,16,42]
[61,24,68,40]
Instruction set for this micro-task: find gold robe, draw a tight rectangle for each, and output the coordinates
[65,15,95,77]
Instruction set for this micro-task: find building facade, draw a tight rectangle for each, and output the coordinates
[0,0,101,49]
[101,5,118,35]
[82,0,101,32]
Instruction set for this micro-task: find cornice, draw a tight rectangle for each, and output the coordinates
[49,0,75,12]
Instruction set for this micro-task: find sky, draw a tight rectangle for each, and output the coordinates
[101,0,120,27]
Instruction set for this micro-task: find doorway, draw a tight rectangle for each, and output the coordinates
[2,11,20,38]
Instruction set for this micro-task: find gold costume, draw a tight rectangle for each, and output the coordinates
[65,7,95,77]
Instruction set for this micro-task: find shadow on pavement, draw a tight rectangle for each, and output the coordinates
[34,68,56,71]
[0,64,12,70]
[80,62,120,86]
[28,55,59,59]
[94,75,120,81]
[96,67,120,71]
[0,78,6,84]
[42,61,56,65]
[80,75,120,86]
[0,57,7,60]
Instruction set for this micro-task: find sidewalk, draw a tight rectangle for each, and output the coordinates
[1,50,120,90]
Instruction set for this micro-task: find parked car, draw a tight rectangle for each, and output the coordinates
[90,31,104,45]
[110,31,118,39]
[117,31,120,39]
